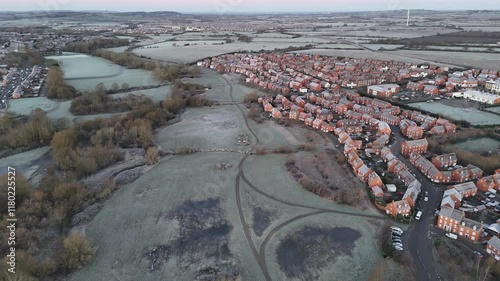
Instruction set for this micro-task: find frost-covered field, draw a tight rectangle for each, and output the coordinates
[389,50,500,70]
[361,44,404,50]
[409,102,500,126]
[46,53,160,91]
[133,41,312,63]
[75,70,381,281]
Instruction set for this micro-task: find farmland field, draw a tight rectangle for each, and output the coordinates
[454,137,500,152]
[408,102,500,126]
[388,50,500,70]
[46,53,160,91]
[291,49,453,67]
[133,41,313,63]
[361,44,404,51]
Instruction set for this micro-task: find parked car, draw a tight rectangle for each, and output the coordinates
[445,233,458,240]
[425,191,429,197]
[394,246,403,251]
[415,211,422,220]
[424,197,429,202]
[473,251,483,257]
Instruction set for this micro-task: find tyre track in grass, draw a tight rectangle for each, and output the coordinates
[220,73,387,281]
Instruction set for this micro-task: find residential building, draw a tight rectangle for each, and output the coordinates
[487,236,500,261]
[432,153,457,169]
[451,182,478,198]
[477,174,500,192]
[367,84,401,98]
[386,200,412,218]
[437,207,482,241]
[401,139,428,157]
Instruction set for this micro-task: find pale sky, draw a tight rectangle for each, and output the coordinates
[3,0,500,13]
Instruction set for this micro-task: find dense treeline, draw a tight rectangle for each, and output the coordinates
[46,66,78,99]
[0,110,66,158]
[0,169,100,279]
[4,49,45,66]
[0,80,212,280]
[64,38,129,53]
[70,92,152,115]
[94,49,200,81]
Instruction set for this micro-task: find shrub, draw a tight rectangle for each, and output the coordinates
[255,146,267,155]
[60,233,96,271]
[0,173,31,214]
[336,152,346,164]
[273,146,294,154]
[144,147,159,165]
[298,143,315,151]
[176,147,197,155]
[247,106,264,124]
[243,92,259,104]
[94,178,117,200]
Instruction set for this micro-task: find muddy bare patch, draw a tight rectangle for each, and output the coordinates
[276,226,361,280]
[144,198,236,273]
[252,206,276,237]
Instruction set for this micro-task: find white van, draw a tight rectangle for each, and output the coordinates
[415,211,422,220]
[445,233,458,240]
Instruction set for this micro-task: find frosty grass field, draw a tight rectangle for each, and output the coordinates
[74,70,381,281]
[46,53,160,91]
[408,102,500,126]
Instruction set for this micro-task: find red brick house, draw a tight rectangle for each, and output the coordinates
[477,174,500,192]
[368,172,383,188]
[406,125,424,140]
[371,185,384,197]
[312,118,323,129]
[452,167,470,183]
[441,188,462,209]
[385,200,412,218]
[451,182,478,198]
[437,207,482,241]
[424,85,439,95]
[356,165,372,183]
[321,122,334,133]
[432,153,457,169]
[304,117,314,127]
[486,236,500,261]
[380,113,401,126]
[271,108,282,119]
[467,164,483,180]
[401,139,428,157]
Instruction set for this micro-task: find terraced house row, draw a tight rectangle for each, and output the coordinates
[255,85,425,219]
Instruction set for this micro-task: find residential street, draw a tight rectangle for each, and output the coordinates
[390,125,443,281]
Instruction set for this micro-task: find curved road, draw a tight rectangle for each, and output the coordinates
[219,73,389,281]
[390,125,442,281]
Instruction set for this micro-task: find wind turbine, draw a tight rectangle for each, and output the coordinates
[406,9,411,27]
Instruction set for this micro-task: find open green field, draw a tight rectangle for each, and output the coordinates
[389,49,500,70]
[408,102,500,126]
[46,53,160,91]
[75,70,382,281]
[155,105,252,151]
[133,41,312,63]
[484,106,500,114]
[454,137,500,152]
[8,97,123,123]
